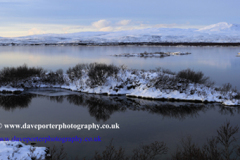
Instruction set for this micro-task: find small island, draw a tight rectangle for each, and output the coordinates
[0,63,239,106]
[113,51,191,58]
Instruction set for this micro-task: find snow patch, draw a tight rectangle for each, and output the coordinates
[0,141,46,160]
[198,22,233,32]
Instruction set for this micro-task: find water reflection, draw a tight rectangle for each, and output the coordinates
[45,94,213,121]
[0,90,238,120]
[1,90,240,159]
[0,94,35,111]
[49,96,64,103]
[67,95,126,121]
[218,105,240,115]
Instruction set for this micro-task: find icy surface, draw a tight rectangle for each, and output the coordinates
[1,22,240,45]
[0,141,46,160]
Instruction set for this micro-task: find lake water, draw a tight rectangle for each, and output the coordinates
[0,45,240,90]
[0,46,240,159]
[0,89,240,159]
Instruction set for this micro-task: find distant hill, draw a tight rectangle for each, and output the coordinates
[0,22,240,45]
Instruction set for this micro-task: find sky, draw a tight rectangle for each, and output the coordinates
[0,0,240,37]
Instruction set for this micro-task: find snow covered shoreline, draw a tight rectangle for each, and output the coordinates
[0,86,24,93]
[0,64,239,106]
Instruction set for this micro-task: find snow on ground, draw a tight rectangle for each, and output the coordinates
[57,69,240,106]
[0,22,240,45]
[0,141,46,160]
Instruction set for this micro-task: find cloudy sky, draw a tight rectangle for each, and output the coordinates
[0,0,239,37]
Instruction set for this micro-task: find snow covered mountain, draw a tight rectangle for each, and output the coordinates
[1,22,240,45]
[198,22,239,32]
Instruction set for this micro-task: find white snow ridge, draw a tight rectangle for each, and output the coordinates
[198,22,234,32]
[0,22,240,45]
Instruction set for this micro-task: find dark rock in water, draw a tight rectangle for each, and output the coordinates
[1,90,8,93]
[2,90,13,94]
[203,100,209,103]
[13,90,22,94]
[0,89,22,94]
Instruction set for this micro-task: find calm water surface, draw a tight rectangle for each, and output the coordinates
[0,46,240,159]
[0,45,239,89]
